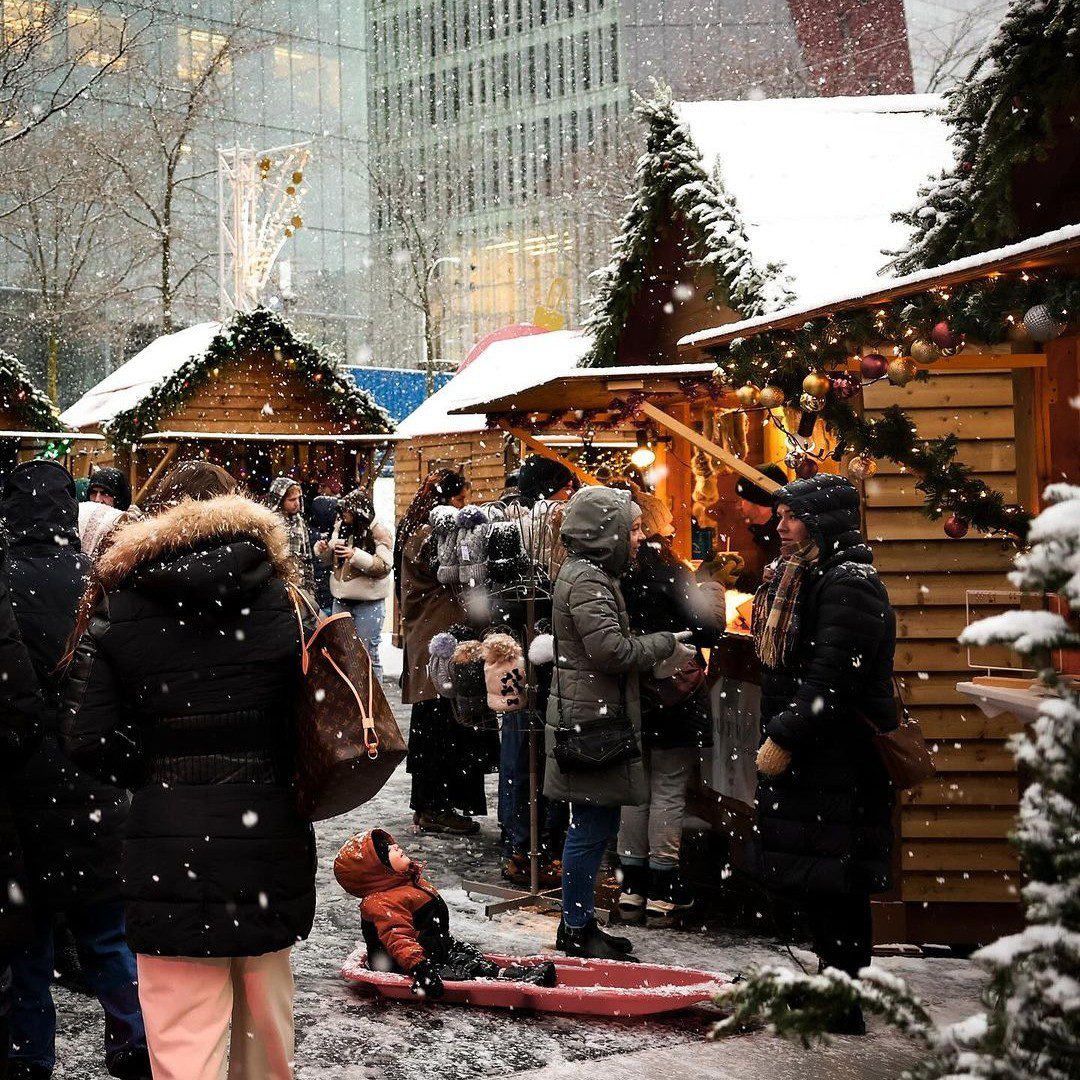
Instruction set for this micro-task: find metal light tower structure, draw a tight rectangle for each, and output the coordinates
[217,141,312,315]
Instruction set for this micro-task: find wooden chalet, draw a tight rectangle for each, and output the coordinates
[61,308,394,503]
[438,82,1080,947]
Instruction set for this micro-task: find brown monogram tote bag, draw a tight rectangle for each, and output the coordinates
[289,587,406,821]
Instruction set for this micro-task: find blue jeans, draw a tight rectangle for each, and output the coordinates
[498,712,566,857]
[333,597,385,683]
[8,901,145,1071]
[561,803,622,929]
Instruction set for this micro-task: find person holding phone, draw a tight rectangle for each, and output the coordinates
[314,490,393,683]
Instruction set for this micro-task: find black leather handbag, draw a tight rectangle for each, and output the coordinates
[551,630,640,773]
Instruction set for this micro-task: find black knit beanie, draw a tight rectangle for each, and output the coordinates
[517,455,573,507]
[734,463,787,507]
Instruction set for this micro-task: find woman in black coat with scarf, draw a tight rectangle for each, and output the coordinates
[752,473,896,1035]
[62,461,315,1080]
[2,460,147,1079]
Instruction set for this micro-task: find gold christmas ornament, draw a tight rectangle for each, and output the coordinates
[802,371,831,398]
[799,392,825,412]
[758,385,786,409]
[735,384,760,407]
[909,339,941,365]
[846,453,877,480]
[886,357,917,386]
[290,215,303,229]
[258,157,272,174]
[285,185,296,196]
[292,171,303,184]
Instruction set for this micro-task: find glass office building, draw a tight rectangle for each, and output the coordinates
[0,0,370,403]
[364,0,862,370]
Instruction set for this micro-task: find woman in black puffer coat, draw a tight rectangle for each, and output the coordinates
[2,460,147,1079]
[751,473,896,1033]
[62,461,315,1080]
[0,534,44,1076]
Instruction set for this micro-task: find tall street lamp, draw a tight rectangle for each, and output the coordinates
[423,255,461,395]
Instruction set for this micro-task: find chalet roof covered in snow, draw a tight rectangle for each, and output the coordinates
[674,93,953,306]
[61,322,220,430]
[395,329,592,438]
[679,221,1080,352]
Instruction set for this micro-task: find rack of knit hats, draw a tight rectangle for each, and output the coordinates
[425,496,567,916]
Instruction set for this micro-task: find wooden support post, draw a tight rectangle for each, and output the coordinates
[637,401,782,492]
[134,443,179,505]
[499,423,603,487]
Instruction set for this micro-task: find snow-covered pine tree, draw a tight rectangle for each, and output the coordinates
[582,88,794,369]
[714,482,1080,1080]
[893,0,1080,274]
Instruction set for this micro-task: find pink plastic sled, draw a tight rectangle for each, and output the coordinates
[341,948,728,1017]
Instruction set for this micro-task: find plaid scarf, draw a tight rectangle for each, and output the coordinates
[752,539,819,669]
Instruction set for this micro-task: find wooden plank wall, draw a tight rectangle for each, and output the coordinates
[862,368,1025,941]
[394,430,509,524]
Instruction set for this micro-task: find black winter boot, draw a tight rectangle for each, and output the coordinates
[557,918,638,962]
[646,866,695,917]
[556,916,633,954]
[616,863,648,919]
[106,1047,154,1080]
[499,960,558,987]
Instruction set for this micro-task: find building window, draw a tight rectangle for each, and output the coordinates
[581,30,590,90]
[176,26,229,82]
[274,45,320,110]
[68,7,129,69]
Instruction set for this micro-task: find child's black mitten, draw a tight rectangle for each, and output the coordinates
[411,958,444,1000]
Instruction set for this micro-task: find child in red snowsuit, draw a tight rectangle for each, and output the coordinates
[334,828,556,999]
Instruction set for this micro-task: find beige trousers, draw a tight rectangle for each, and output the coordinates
[136,949,295,1080]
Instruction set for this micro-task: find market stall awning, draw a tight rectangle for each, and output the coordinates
[140,430,402,444]
[448,361,782,493]
[447,362,717,416]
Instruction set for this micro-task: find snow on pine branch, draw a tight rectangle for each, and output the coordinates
[958,610,1078,655]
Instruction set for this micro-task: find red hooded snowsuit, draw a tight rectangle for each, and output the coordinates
[334,828,451,974]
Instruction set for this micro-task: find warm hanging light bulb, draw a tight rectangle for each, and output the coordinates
[630,430,656,469]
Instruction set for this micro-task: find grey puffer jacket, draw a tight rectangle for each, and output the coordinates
[544,487,676,807]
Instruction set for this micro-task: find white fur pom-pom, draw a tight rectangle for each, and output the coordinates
[528,633,554,666]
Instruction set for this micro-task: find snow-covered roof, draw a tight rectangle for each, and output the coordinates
[61,322,221,430]
[395,330,592,439]
[679,221,1080,351]
[674,94,952,304]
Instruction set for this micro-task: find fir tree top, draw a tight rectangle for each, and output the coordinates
[103,307,392,448]
[582,89,795,369]
[0,348,62,432]
[893,0,1080,274]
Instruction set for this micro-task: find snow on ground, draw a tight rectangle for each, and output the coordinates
[50,690,985,1079]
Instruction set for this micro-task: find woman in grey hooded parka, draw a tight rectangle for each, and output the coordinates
[545,487,681,960]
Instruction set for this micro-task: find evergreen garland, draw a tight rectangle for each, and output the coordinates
[582,89,795,369]
[714,483,1080,1080]
[892,0,1080,274]
[104,307,392,448]
[0,348,63,432]
[711,271,1080,539]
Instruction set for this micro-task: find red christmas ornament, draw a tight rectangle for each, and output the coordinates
[931,320,963,351]
[794,456,819,479]
[860,353,889,380]
[961,160,974,173]
[831,371,860,399]
[944,514,970,539]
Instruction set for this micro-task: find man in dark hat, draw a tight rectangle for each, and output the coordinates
[86,467,132,512]
[516,455,574,509]
[733,462,787,591]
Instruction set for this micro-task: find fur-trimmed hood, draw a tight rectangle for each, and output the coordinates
[95,494,296,598]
